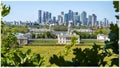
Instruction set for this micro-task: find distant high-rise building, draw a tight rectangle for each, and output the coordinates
[81,11,87,26]
[73,12,80,26]
[92,14,97,26]
[38,10,42,23]
[61,11,64,24]
[46,11,49,22]
[98,21,104,28]
[68,10,74,21]
[37,10,111,27]
[48,13,52,20]
[96,21,99,27]
[103,18,108,27]
[64,13,69,26]
[53,16,56,24]
[88,15,92,26]
[58,15,63,25]
[106,20,109,27]
[42,11,52,24]
[43,11,46,24]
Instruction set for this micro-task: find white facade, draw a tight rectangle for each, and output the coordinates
[15,33,29,45]
[97,34,109,41]
[58,21,80,44]
[17,37,28,45]
[58,33,80,44]
[29,24,54,33]
[73,28,94,33]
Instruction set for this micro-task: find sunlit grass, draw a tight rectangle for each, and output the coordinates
[19,42,117,66]
[19,45,97,66]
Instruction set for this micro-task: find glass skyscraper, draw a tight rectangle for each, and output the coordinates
[88,15,92,26]
[92,14,97,26]
[81,11,87,26]
[38,10,42,23]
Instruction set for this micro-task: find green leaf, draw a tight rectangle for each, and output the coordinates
[26,49,31,55]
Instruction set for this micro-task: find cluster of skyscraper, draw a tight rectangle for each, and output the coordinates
[38,10,109,27]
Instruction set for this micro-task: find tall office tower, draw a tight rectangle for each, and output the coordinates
[80,11,87,26]
[86,18,88,26]
[61,11,64,24]
[106,20,109,27]
[92,14,97,27]
[96,21,99,27]
[104,18,107,27]
[99,21,103,28]
[43,11,46,24]
[46,11,49,22]
[53,16,56,24]
[64,13,69,26]
[73,12,80,26]
[58,15,63,25]
[43,11,52,24]
[88,15,92,26]
[47,12,52,23]
[98,21,101,28]
[76,14,80,26]
[38,10,42,23]
[68,10,74,21]
[48,13,52,20]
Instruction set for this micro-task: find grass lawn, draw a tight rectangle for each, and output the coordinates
[19,45,93,66]
[28,39,105,46]
[28,40,58,46]
[19,45,118,67]
[20,39,117,66]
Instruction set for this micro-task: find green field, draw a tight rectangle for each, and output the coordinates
[19,45,93,66]
[19,45,118,66]
[29,40,59,46]
[19,39,117,66]
[28,39,105,46]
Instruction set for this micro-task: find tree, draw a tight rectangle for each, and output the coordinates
[104,1,119,55]
[54,25,68,31]
[113,1,119,19]
[1,3,44,66]
[103,1,119,66]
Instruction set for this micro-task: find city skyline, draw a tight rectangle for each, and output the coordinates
[38,10,109,27]
[3,1,117,23]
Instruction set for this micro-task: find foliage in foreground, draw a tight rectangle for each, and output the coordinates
[1,3,44,66]
[49,37,118,66]
[49,1,119,66]
[49,37,107,66]
[1,1,119,67]
[1,49,44,66]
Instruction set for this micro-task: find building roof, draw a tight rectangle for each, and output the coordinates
[97,34,108,37]
[58,33,79,38]
[29,28,51,33]
[73,29,93,32]
[14,33,28,39]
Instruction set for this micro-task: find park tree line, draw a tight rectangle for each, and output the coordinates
[31,31,57,39]
[1,3,45,66]
[73,28,110,39]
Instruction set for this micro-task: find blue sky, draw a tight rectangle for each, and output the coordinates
[2,1,117,23]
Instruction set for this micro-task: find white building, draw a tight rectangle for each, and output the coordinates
[29,24,54,33]
[97,34,109,41]
[58,33,80,44]
[15,33,31,45]
[17,36,28,45]
[58,21,80,44]
[73,28,94,34]
[15,33,28,45]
